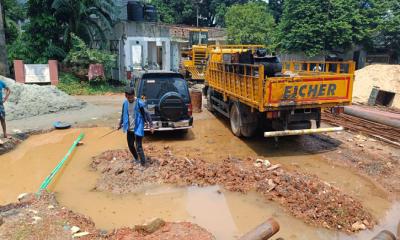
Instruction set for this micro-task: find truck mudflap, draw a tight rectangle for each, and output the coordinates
[264,126,344,137]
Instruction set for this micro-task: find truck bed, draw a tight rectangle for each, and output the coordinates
[206,61,355,112]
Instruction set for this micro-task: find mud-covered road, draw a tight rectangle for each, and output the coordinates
[0,95,399,239]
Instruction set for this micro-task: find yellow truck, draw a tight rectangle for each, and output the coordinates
[205,45,355,138]
[181,29,209,82]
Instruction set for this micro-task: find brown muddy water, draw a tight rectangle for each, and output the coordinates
[0,121,398,239]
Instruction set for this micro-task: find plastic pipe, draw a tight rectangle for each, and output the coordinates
[344,107,400,128]
[38,133,84,193]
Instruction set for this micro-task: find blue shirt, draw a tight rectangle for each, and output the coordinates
[0,81,6,103]
[121,99,145,137]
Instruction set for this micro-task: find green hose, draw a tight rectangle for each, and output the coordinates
[38,133,85,193]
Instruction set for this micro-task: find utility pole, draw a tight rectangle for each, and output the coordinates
[0,0,9,76]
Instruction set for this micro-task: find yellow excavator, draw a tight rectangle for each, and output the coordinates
[180,29,209,82]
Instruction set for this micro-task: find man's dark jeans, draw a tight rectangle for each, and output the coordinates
[127,131,145,165]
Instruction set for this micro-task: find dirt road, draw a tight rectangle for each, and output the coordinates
[6,95,124,133]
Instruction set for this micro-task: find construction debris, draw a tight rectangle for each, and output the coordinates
[91,146,375,233]
[0,192,214,240]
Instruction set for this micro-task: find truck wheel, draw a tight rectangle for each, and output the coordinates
[206,87,214,112]
[230,102,242,137]
[230,102,258,138]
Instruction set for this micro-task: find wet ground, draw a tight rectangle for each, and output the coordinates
[0,111,399,239]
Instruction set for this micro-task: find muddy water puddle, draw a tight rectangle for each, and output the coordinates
[0,124,397,239]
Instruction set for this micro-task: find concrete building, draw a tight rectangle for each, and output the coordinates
[108,1,227,81]
[110,22,179,81]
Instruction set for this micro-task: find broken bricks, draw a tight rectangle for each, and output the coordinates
[92,148,375,233]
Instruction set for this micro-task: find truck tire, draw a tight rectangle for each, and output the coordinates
[229,102,258,138]
[206,87,214,112]
[230,102,242,137]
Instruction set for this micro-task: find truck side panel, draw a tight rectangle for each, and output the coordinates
[206,61,355,112]
[265,75,353,108]
[206,62,263,109]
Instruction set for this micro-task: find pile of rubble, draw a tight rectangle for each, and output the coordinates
[0,192,214,240]
[0,76,85,120]
[91,145,375,233]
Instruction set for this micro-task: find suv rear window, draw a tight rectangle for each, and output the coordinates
[142,77,189,101]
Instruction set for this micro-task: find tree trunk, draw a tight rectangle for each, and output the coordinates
[0,1,9,76]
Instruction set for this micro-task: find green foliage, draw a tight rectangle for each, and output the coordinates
[225,1,275,45]
[151,0,197,25]
[268,0,284,23]
[152,0,248,27]
[64,34,116,75]
[51,0,117,48]
[372,0,400,55]
[4,0,117,64]
[276,0,374,56]
[18,0,66,63]
[58,72,124,95]
[4,16,19,42]
[3,0,26,43]
[6,35,30,64]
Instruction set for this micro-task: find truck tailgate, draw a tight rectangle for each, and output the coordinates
[264,74,354,108]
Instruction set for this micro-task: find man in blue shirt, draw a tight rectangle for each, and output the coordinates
[118,87,154,166]
[0,80,11,138]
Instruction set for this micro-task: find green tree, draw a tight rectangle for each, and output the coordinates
[268,0,284,22]
[51,0,117,47]
[0,0,8,75]
[151,0,197,25]
[225,1,275,45]
[2,0,26,43]
[64,33,116,79]
[276,0,372,56]
[371,0,400,56]
[152,0,247,27]
[21,0,66,63]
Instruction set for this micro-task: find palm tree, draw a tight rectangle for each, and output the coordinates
[0,1,8,76]
[52,0,117,48]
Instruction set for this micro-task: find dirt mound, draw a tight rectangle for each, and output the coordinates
[353,65,400,107]
[108,223,215,240]
[0,192,214,240]
[0,76,85,120]
[91,145,375,233]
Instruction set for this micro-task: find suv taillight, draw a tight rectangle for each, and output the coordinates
[187,103,192,116]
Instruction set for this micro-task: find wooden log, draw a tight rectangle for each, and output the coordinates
[239,218,280,240]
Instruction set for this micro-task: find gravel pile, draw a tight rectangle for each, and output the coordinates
[0,76,85,120]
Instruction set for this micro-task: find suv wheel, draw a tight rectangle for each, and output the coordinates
[159,92,185,122]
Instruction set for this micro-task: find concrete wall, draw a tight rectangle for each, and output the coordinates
[113,22,176,80]
[171,42,181,72]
